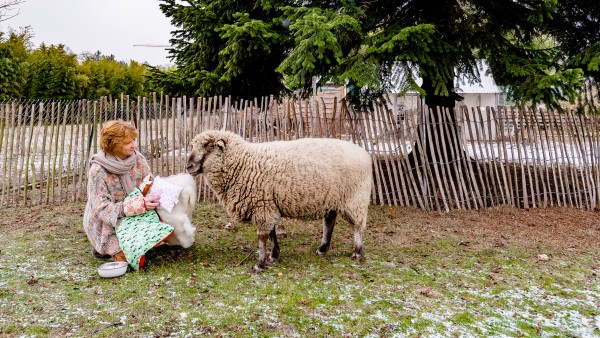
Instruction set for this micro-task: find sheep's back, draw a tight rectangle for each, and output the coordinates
[224,137,371,219]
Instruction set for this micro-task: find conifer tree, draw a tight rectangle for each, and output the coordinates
[157,0,595,110]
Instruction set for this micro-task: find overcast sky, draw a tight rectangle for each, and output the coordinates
[2,0,175,66]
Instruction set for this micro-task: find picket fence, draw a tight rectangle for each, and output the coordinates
[0,93,598,211]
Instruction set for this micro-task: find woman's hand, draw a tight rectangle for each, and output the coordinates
[143,195,161,210]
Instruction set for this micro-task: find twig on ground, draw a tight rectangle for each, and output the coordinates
[234,250,254,267]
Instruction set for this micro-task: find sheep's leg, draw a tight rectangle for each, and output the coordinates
[317,210,337,256]
[351,214,367,262]
[269,228,280,263]
[252,232,269,274]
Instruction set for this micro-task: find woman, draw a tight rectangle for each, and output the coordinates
[83,119,160,262]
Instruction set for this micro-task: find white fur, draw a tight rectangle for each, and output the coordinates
[155,174,197,248]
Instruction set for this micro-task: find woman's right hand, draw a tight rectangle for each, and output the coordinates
[143,195,161,210]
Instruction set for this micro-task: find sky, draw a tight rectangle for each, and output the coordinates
[1,0,175,66]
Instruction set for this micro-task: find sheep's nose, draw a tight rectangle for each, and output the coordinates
[186,162,194,172]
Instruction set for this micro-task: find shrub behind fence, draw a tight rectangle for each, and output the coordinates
[0,94,598,211]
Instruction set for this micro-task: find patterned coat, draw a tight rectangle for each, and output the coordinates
[83,154,152,256]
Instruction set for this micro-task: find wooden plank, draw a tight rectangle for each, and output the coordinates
[171,97,176,175]
[530,108,549,207]
[70,102,81,201]
[359,110,386,204]
[66,103,76,202]
[590,116,600,209]
[444,107,472,209]
[408,107,429,210]
[47,102,58,204]
[425,107,447,211]
[0,105,5,181]
[26,104,42,205]
[521,110,535,208]
[529,109,545,206]
[76,101,89,202]
[38,103,49,205]
[365,109,391,205]
[1,105,13,205]
[500,107,515,206]
[380,105,406,206]
[475,107,500,206]
[565,110,582,208]
[56,103,68,203]
[557,113,574,207]
[541,110,562,205]
[14,104,26,206]
[470,106,493,206]
[387,108,411,206]
[439,106,462,209]
[460,106,484,209]
[462,107,488,208]
[489,107,510,207]
[572,112,594,209]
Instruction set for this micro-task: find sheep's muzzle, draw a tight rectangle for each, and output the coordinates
[186,152,203,176]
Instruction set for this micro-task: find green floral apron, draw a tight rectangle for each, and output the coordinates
[116,188,174,271]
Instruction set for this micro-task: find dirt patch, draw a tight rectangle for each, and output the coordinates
[0,203,85,234]
[3,202,598,255]
[365,205,600,255]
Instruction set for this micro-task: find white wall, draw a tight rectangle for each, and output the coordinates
[458,93,500,109]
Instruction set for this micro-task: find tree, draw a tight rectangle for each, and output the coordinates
[0,0,23,23]
[79,54,149,99]
[155,0,290,99]
[551,0,600,114]
[156,0,594,168]
[157,1,589,109]
[24,44,80,99]
[0,27,30,99]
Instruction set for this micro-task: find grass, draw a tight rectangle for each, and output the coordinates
[0,202,599,337]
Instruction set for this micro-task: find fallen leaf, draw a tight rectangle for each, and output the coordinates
[417,287,441,298]
[537,254,550,261]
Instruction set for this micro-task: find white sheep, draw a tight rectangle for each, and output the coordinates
[141,173,197,248]
[186,130,372,273]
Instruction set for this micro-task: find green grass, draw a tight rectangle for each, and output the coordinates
[0,202,599,337]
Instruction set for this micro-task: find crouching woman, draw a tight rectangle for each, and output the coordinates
[83,119,170,270]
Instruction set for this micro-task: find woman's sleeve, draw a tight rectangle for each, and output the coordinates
[87,166,124,228]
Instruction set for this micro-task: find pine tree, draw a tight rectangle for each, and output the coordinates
[156,0,594,110]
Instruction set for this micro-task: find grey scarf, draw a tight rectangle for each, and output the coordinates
[90,150,139,194]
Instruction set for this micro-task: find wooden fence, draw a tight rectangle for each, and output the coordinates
[0,94,598,211]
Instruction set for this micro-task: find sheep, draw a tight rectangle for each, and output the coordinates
[186,130,372,273]
[140,173,197,248]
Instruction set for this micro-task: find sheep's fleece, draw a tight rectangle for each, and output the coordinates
[186,130,372,273]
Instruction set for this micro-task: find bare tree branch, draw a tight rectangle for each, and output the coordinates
[0,0,24,23]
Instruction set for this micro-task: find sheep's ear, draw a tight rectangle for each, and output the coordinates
[215,139,225,150]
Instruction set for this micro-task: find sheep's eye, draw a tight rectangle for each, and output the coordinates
[204,142,214,151]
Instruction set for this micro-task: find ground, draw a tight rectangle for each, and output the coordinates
[1,202,599,337]
[5,203,598,252]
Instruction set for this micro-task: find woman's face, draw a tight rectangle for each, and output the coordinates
[114,138,137,159]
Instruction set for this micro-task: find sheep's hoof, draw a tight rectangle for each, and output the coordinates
[351,253,365,263]
[251,265,265,274]
[316,249,327,256]
[268,256,279,264]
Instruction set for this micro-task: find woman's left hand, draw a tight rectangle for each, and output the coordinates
[144,195,161,210]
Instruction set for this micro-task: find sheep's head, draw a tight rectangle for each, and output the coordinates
[186,130,229,176]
